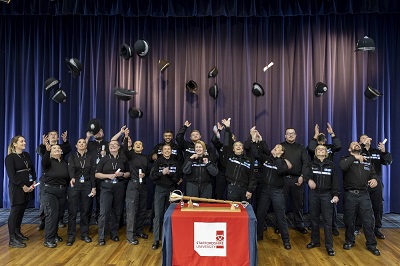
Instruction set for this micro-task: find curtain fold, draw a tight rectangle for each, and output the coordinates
[1,13,398,212]
[1,0,400,17]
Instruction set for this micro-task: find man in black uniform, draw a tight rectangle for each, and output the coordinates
[150,144,182,250]
[354,135,392,239]
[244,126,271,212]
[150,129,183,164]
[307,123,342,236]
[339,142,380,256]
[281,128,309,234]
[86,120,109,223]
[256,143,292,250]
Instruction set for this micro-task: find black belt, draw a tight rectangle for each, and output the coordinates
[229,183,246,189]
[44,183,66,188]
[16,169,31,173]
[130,178,139,183]
[286,175,299,179]
[254,169,261,172]
[346,189,366,194]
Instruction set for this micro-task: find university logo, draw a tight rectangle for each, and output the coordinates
[194,222,226,256]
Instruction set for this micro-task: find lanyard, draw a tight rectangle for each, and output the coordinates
[16,153,29,169]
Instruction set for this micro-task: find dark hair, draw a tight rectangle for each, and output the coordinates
[163,129,174,134]
[48,130,58,135]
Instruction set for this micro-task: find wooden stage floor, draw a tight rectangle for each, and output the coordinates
[0,225,400,265]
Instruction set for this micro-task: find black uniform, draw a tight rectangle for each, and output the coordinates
[355,146,392,232]
[211,135,228,200]
[244,136,271,211]
[96,153,128,242]
[339,155,378,249]
[67,152,96,242]
[307,137,342,233]
[5,152,36,239]
[41,151,69,244]
[221,128,256,202]
[304,158,339,249]
[87,139,109,222]
[150,141,183,164]
[182,154,218,198]
[122,138,151,242]
[256,154,290,247]
[150,156,181,242]
[280,141,309,228]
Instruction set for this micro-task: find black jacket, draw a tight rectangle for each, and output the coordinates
[151,156,181,188]
[259,154,290,187]
[123,138,150,182]
[280,141,309,176]
[339,155,379,191]
[67,152,96,188]
[305,158,339,197]
[182,156,218,185]
[360,145,392,177]
[42,151,69,186]
[307,136,342,161]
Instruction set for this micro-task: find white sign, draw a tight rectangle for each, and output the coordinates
[194,222,227,257]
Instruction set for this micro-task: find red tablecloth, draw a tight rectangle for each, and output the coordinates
[169,203,252,266]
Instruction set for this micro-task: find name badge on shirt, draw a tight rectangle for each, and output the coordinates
[80,176,85,183]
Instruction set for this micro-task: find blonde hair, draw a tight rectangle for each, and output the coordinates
[8,135,23,155]
[315,145,329,158]
[194,140,206,154]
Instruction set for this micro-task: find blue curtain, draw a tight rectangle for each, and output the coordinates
[1,3,398,212]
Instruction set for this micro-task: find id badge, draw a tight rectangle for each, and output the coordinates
[29,175,33,182]
[112,178,118,184]
[80,176,85,183]
[96,157,100,164]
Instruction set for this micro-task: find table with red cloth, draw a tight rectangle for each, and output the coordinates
[162,203,258,266]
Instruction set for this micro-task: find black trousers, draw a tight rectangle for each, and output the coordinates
[355,180,383,230]
[256,184,290,243]
[309,190,333,249]
[8,201,29,236]
[343,190,377,248]
[284,176,305,228]
[97,180,126,241]
[227,183,247,202]
[153,185,173,241]
[214,170,227,200]
[126,179,148,241]
[67,181,92,240]
[186,182,212,198]
[42,185,67,242]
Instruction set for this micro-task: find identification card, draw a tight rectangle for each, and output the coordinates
[112,178,118,184]
[80,176,85,183]
[29,175,33,182]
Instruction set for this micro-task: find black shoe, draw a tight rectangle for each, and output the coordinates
[343,243,354,250]
[66,240,74,246]
[367,247,380,256]
[149,226,153,232]
[374,229,385,239]
[152,241,159,250]
[326,248,335,256]
[111,236,120,242]
[283,242,291,250]
[136,233,148,239]
[55,236,63,243]
[295,227,308,234]
[127,238,139,245]
[43,241,57,248]
[98,240,105,246]
[274,228,280,234]
[332,229,340,236]
[37,221,45,231]
[15,232,29,241]
[81,236,92,243]
[306,242,321,249]
[9,236,26,248]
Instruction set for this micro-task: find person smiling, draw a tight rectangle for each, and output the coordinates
[5,135,36,248]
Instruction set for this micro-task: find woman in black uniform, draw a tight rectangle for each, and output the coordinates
[5,135,36,248]
[41,144,69,248]
[95,140,130,246]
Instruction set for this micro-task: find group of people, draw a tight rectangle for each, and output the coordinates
[5,119,392,257]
